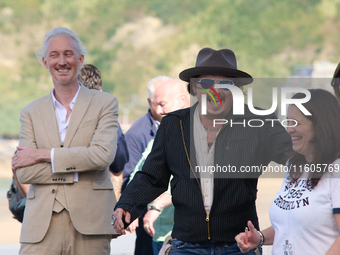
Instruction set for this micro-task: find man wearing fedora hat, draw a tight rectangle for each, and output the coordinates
[113,48,291,254]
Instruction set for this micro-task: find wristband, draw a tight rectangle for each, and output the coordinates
[147,203,161,212]
[257,230,264,247]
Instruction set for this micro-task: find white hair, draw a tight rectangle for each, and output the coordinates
[36,27,87,69]
[147,75,172,101]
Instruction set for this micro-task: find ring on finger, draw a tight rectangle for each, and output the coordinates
[111,216,116,225]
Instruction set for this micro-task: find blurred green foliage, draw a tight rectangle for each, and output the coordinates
[0,0,339,136]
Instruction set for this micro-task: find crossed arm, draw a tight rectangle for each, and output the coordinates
[13,95,118,184]
[12,146,51,171]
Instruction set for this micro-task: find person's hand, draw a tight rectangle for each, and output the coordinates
[112,208,131,235]
[143,209,160,237]
[12,147,35,170]
[235,221,260,253]
[11,146,50,170]
[126,218,139,233]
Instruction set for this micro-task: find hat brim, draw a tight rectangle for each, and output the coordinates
[179,67,253,85]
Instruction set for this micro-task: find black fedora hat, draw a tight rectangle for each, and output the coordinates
[179,48,253,85]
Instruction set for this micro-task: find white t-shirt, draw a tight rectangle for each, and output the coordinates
[269,159,340,255]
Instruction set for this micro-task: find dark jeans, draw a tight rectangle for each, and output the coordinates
[152,241,163,255]
[169,240,261,255]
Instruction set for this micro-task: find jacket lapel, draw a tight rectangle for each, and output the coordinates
[64,85,93,148]
[39,94,62,148]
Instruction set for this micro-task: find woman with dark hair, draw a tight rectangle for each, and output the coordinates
[235,89,340,255]
[331,63,340,102]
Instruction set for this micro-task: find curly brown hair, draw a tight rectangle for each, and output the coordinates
[78,64,102,90]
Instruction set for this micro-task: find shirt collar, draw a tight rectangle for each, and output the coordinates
[148,109,160,130]
[51,83,81,110]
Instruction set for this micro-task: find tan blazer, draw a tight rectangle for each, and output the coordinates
[16,85,118,243]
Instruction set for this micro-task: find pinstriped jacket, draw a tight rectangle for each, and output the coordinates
[116,104,292,243]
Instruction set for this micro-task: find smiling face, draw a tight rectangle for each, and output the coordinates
[42,36,84,86]
[286,105,315,162]
[192,75,233,120]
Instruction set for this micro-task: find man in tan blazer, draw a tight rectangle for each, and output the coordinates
[11,27,118,255]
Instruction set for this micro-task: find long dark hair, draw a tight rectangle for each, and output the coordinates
[288,89,340,189]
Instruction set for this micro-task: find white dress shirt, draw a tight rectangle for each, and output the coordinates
[50,84,81,182]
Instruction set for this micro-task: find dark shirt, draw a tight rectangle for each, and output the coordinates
[109,123,129,174]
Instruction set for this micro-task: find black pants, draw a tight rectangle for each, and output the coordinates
[134,211,153,255]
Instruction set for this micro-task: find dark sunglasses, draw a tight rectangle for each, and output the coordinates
[197,78,233,91]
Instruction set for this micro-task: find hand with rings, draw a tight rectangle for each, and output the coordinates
[112,208,131,235]
[143,209,160,237]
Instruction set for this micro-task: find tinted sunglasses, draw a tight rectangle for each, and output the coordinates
[197,78,234,91]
